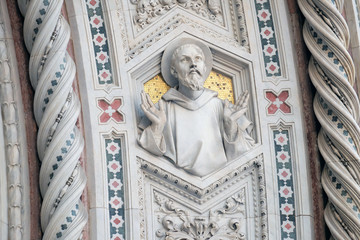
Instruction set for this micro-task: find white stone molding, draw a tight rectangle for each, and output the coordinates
[138,154,268,239]
[17,0,29,16]
[131,0,225,30]
[18,0,87,239]
[298,0,360,238]
[113,0,248,62]
[234,0,249,50]
[344,0,360,97]
[0,1,30,239]
[139,155,264,203]
[154,189,246,239]
[61,0,315,238]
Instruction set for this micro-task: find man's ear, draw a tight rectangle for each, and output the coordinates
[170,66,177,78]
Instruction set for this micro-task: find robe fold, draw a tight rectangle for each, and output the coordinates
[138,88,255,177]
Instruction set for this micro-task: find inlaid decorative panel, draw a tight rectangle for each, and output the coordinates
[97,98,124,124]
[75,0,315,238]
[106,138,126,240]
[265,90,291,115]
[273,130,297,239]
[255,0,282,77]
[85,0,114,85]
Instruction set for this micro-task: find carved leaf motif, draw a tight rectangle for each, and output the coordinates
[208,0,221,15]
[154,190,246,240]
[132,0,223,30]
[159,0,176,6]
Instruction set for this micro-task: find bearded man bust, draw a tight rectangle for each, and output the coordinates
[138,38,255,177]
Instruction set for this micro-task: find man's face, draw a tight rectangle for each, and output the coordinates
[172,44,207,90]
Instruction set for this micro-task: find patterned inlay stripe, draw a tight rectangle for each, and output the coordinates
[255,0,282,77]
[106,138,126,240]
[273,130,297,239]
[85,0,113,85]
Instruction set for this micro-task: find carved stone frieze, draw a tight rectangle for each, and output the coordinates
[234,0,248,50]
[137,154,268,239]
[125,15,246,61]
[115,0,249,62]
[137,160,147,240]
[139,154,264,202]
[154,189,246,240]
[131,0,224,30]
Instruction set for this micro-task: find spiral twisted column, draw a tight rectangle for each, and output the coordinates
[18,0,87,239]
[298,0,360,239]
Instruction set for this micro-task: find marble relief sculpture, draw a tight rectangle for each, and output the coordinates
[138,38,254,177]
[132,0,223,29]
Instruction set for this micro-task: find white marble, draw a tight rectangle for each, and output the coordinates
[68,0,323,238]
[139,41,255,176]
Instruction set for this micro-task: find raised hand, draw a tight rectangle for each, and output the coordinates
[141,91,167,136]
[223,91,249,141]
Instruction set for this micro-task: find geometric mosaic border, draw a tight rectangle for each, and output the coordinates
[85,0,113,85]
[255,0,282,77]
[85,0,282,81]
[106,138,125,240]
[273,130,297,239]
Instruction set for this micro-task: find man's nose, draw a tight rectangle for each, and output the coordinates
[190,59,197,68]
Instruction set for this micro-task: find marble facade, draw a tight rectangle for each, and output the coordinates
[1,0,360,239]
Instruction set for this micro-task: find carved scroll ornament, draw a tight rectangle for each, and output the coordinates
[131,0,223,30]
[154,189,246,240]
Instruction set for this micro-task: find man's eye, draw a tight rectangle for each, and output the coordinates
[195,56,202,61]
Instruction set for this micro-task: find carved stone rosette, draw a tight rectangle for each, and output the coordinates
[18,0,87,239]
[298,0,360,239]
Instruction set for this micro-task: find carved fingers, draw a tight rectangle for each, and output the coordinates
[141,91,166,134]
[235,90,249,109]
[223,91,249,140]
[225,91,249,122]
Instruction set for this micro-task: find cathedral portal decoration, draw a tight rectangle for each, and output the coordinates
[18,0,88,238]
[299,0,360,238]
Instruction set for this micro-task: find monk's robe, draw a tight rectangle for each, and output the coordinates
[138,88,255,177]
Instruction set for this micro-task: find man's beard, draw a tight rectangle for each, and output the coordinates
[181,74,205,91]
